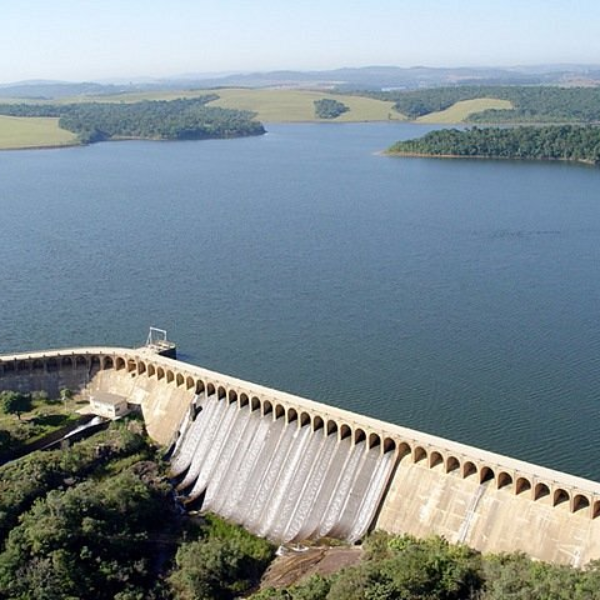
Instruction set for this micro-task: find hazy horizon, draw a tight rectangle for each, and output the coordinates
[3,61,600,88]
[2,1,600,85]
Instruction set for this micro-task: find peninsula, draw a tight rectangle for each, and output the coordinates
[387,125,600,165]
[0,96,265,147]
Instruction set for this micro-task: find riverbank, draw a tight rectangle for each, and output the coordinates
[385,149,598,166]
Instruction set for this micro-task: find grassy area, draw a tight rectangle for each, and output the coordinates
[73,89,213,104]
[416,98,513,123]
[78,87,403,122]
[205,88,403,122]
[0,392,84,449]
[0,115,78,149]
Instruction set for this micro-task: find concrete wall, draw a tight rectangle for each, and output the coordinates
[1,346,600,565]
[0,355,90,398]
[90,367,193,445]
[376,458,600,567]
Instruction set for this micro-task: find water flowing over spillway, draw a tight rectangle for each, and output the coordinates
[170,393,396,543]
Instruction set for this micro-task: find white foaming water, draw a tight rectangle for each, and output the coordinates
[188,399,240,499]
[178,396,226,489]
[285,433,340,542]
[170,393,213,476]
[171,396,398,542]
[205,406,261,515]
[220,415,272,521]
[202,407,252,511]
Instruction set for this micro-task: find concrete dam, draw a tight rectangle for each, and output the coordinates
[1,346,600,566]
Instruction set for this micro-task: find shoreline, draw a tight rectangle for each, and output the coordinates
[0,141,81,152]
[0,129,267,152]
[384,150,598,167]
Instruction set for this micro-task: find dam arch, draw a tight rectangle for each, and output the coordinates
[516,477,532,496]
[397,442,412,461]
[368,433,381,450]
[480,466,495,484]
[463,461,477,479]
[573,494,590,514]
[534,482,550,502]
[446,455,460,474]
[430,451,444,469]
[554,488,570,508]
[414,446,427,464]
[262,399,273,416]
[354,428,366,445]
[497,471,513,490]
[339,424,352,441]
[383,437,396,454]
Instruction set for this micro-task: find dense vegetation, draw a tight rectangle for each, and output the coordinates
[314,98,350,119]
[169,514,274,600]
[0,96,265,143]
[0,418,274,599]
[360,85,600,123]
[252,532,600,600]
[387,125,600,164]
[2,410,600,598]
[0,422,151,551]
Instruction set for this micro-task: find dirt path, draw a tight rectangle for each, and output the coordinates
[259,545,363,590]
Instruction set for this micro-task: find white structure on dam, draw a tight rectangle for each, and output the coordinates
[1,346,599,565]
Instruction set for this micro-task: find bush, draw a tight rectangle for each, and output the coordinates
[169,514,275,600]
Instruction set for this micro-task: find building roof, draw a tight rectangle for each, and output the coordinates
[91,392,127,407]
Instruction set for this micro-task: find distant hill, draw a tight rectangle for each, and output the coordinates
[197,64,600,90]
[1,64,599,99]
[0,81,133,99]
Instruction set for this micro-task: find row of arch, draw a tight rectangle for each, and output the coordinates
[0,354,90,374]
[399,444,599,518]
[1,349,600,519]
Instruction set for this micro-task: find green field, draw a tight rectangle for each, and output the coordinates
[82,87,403,122]
[416,98,513,123]
[0,115,78,149]
[77,90,513,124]
[204,88,403,122]
[74,89,213,104]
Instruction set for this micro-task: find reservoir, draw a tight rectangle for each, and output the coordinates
[1,122,599,480]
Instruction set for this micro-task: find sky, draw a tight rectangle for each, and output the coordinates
[1,0,600,84]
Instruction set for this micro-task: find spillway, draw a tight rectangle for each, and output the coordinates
[3,346,600,565]
[170,395,394,543]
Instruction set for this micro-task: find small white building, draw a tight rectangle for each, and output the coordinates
[89,392,131,420]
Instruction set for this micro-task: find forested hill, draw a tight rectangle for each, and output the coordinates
[361,86,600,123]
[387,125,600,165]
[0,96,265,143]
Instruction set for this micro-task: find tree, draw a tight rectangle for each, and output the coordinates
[0,391,31,420]
[314,99,350,119]
[168,515,274,600]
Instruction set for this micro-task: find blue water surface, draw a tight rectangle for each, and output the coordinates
[1,122,599,479]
